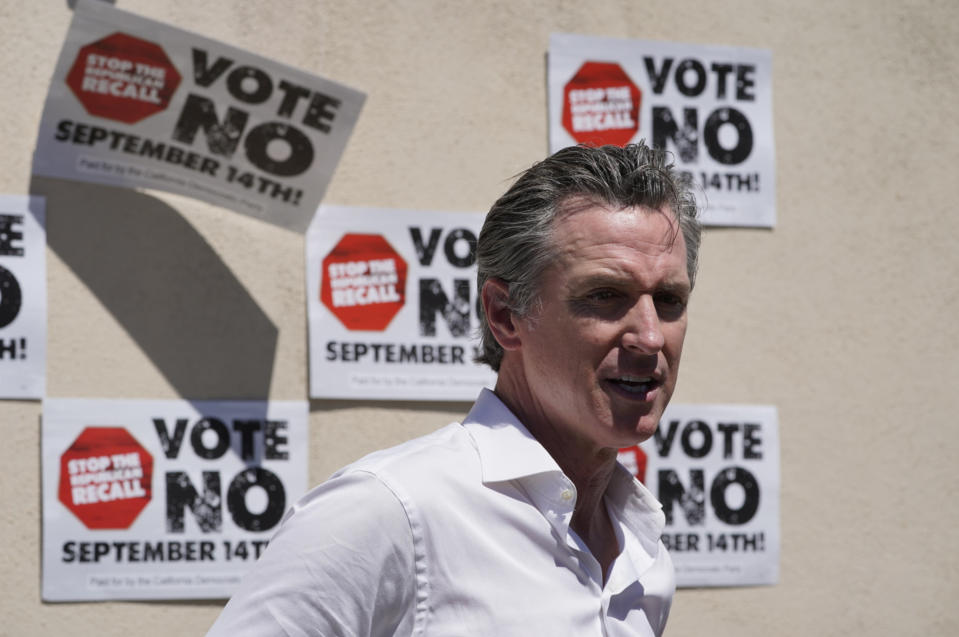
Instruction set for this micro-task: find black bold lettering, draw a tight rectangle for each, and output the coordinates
[153,418,190,459]
[736,65,756,101]
[653,419,681,456]
[227,467,286,532]
[89,127,108,145]
[232,420,261,460]
[165,470,223,533]
[226,66,273,104]
[0,266,22,328]
[172,94,248,157]
[264,420,289,460]
[138,138,167,160]
[743,423,763,459]
[703,107,752,165]
[144,542,164,561]
[191,48,233,87]
[409,227,442,266]
[644,57,673,94]
[55,119,73,141]
[652,107,698,163]
[419,278,471,337]
[658,469,706,525]
[0,215,24,256]
[243,122,313,177]
[0,338,17,359]
[674,59,707,97]
[711,63,734,99]
[681,420,713,458]
[442,228,477,268]
[190,418,231,459]
[711,466,760,525]
[276,80,311,118]
[302,92,340,133]
[399,344,418,363]
[717,422,740,459]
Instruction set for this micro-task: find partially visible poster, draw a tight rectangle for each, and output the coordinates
[307,205,497,401]
[548,33,775,228]
[619,403,779,587]
[42,399,309,601]
[33,0,364,233]
[0,195,46,399]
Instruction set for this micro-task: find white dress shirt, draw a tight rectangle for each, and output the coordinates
[207,389,674,636]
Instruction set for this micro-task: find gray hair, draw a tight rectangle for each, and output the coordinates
[475,141,702,371]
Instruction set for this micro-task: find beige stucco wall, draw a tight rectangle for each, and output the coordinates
[2,0,957,634]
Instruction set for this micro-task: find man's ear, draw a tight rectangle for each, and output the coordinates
[481,278,522,351]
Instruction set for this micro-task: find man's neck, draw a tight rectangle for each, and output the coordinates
[492,377,622,581]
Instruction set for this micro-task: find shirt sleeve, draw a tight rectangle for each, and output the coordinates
[206,470,417,637]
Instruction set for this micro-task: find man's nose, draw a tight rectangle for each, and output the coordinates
[620,296,665,353]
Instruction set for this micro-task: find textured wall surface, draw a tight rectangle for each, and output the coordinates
[2,1,957,635]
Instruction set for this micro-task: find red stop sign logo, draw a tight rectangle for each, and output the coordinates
[562,61,641,147]
[617,445,649,484]
[321,234,408,331]
[66,32,182,124]
[58,427,154,530]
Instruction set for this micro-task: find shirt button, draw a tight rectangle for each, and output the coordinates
[560,489,574,502]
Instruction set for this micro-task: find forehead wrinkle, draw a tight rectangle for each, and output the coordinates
[553,209,679,263]
[554,240,690,302]
[554,233,682,279]
[555,198,680,248]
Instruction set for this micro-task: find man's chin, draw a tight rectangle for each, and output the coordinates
[605,418,660,449]
[610,404,665,440]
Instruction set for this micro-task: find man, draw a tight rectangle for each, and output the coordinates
[208,142,702,636]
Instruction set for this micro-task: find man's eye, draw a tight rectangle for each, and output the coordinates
[655,293,687,314]
[570,289,624,315]
[586,289,619,302]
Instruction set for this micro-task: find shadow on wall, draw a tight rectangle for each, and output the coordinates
[31,176,277,401]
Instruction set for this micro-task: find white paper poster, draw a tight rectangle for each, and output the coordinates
[549,33,776,228]
[0,195,46,399]
[33,0,365,233]
[307,205,497,401]
[618,403,780,587]
[41,399,309,601]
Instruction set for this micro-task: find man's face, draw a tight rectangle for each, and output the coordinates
[513,203,690,451]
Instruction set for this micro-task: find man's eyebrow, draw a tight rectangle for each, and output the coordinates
[657,280,692,295]
[567,273,691,295]
[567,272,631,289]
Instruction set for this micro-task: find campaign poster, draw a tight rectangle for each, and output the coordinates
[0,196,46,399]
[548,33,776,228]
[618,403,779,587]
[307,205,497,401]
[41,399,309,601]
[33,0,365,233]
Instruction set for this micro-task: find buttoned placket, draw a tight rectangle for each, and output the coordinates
[538,476,627,636]
[566,487,649,637]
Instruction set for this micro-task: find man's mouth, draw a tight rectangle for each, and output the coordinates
[607,375,659,396]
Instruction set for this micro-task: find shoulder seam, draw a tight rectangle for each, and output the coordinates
[353,469,430,636]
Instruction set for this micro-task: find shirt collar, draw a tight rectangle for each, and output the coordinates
[462,388,666,560]
[606,462,667,557]
[462,388,564,483]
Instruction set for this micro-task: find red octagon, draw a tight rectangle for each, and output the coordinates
[617,445,649,484]
[321,234,408,331]
[66,32,182,124]
[562,61,641,147]
[58,427,154,530]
